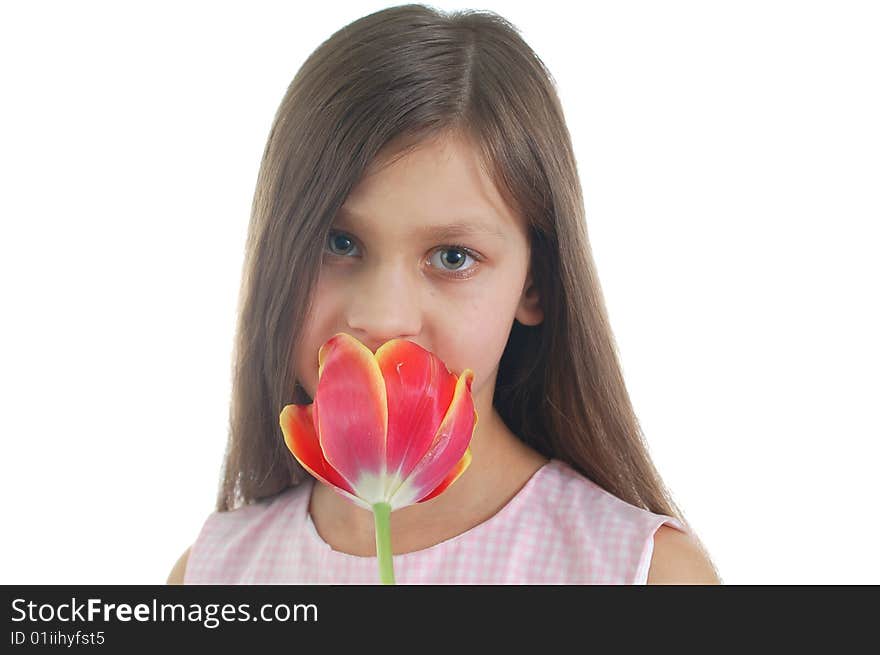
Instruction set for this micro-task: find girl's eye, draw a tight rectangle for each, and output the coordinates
[427,247,477,276]
[327,232,358,257]
[324,230,481,279]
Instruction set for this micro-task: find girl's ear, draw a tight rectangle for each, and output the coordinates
[515,273,543,326]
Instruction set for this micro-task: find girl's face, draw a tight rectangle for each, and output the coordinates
[293,132,543,421]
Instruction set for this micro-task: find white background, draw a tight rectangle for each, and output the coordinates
[1,1,877,584]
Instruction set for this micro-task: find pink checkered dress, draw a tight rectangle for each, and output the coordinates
[184,458,687,584]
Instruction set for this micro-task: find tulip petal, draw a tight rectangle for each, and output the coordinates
[375,339,458,497]
[388,369,477,509]
[313,333,388,503]
[416,447,472,504]
[279,403,363,507]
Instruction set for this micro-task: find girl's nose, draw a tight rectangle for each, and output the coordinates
[344,262,422,351]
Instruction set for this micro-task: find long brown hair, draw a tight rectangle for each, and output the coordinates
[216,3,717,576]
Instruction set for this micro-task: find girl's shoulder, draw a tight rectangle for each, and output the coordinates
[647,523,720,584]
[523,459,692,582]
[181,481,313,584]
[537,458,687,532]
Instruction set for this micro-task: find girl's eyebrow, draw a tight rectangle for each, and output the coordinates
[334,206,507,241]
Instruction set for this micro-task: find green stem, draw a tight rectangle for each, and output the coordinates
[372,502,395,585]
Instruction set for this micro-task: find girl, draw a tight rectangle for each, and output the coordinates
[170,4,720,584]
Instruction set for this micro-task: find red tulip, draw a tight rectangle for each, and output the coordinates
[279,332,477,583]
